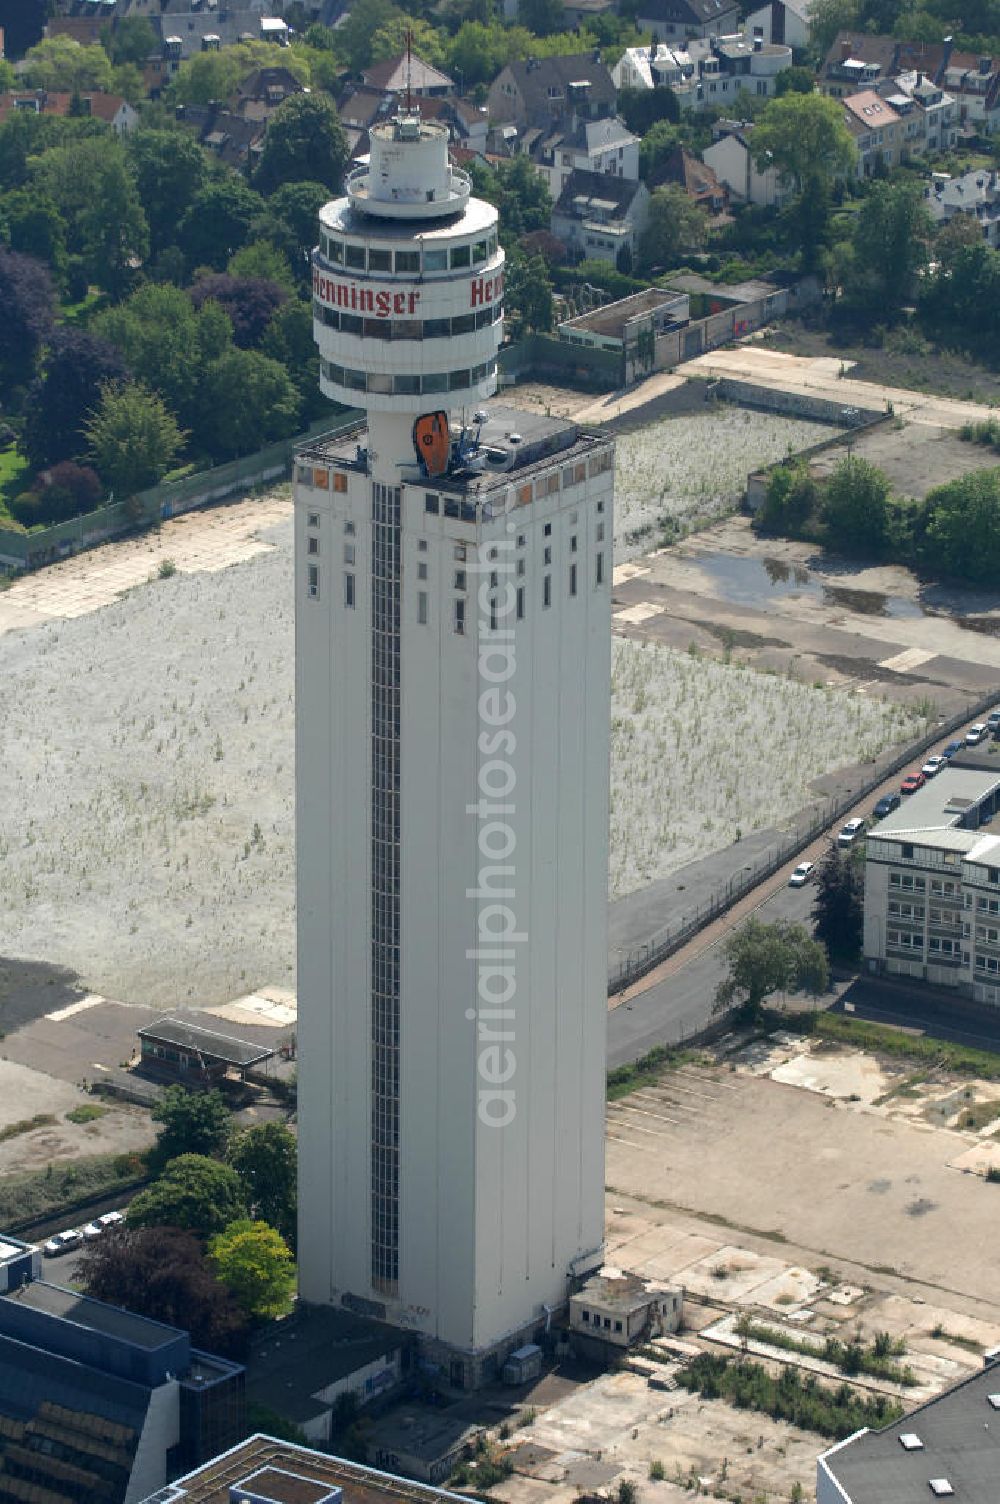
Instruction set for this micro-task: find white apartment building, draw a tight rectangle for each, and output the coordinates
[295,112,613,1388]
[863,767,1000,1006]
[704,120,790,207]
[612,36,791,114]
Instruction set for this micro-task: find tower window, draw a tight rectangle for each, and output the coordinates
[345,573,355,608]
[395,250,420,272]
[516,558,525,577]
[543,575,551,608]
[595,552,605,586]
[307,564,320,599]
[454,569,466,591]
[345,520,355,535]
[307,512,320,528]
[544,523,552,536]
[344,544,355,564]
[450,245,471,268]
[425,494,439,514]
[569,563,577,596]
[454,598,465,635]
[328,239,343,264]
[516,586,525,619]
[418,562,428,580]
[345,244,365,269]
[425,248,448,271]
[418,591,428,625]
[308,536,319,555]
[571,534,578,552]
[596,522,605,542]
[368,248,391,271]
[543,546,551,565]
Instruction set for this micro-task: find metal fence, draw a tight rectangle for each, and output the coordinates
[608,687,1000,996]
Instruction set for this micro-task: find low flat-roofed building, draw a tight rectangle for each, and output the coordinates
[140,1435,472,1504]
[570,1271,683,1354]
[138,1016,276,1084]
[817,1358,1000,1502]
[864,765,1000,1002]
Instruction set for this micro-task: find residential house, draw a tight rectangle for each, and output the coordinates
[551,169,650,265]
[841,89,904,176]
[0,89,138,134]
[703,118,789,206]
[487,53,617,132]
[878,68,956,155]
[562,0,616,26]
[742,0,815,51]
[925,167,1000,248]
[174,102,266,172]
[635,0,742,41]
[820,31,1000,135]
[46,10,116,48]
[612,34,792,113]
[361,53,455,99]
[133,2,298,63]
[529,110,640,198]
[569,1274,683,1357]
[234,65,305,122]
[653,145,728,212]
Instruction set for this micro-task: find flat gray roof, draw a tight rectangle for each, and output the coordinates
[138,1015,274,1068]
[869,767,1000,837]
[820,1363,1000,1502]
[5,1281,183,1351]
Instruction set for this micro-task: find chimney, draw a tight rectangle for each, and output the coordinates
[841,39,852,59]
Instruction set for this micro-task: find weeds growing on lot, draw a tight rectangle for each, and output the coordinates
[607,1044,702,1100]
[65,1103,108,1125]
[787,1011,1000,1080]
[676,1353,903,1440]
[0,1152,146,1230]
[0,1114,56,1144]
[739,1320,915,1385]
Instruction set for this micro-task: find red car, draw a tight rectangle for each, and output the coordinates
[900,771,926,795]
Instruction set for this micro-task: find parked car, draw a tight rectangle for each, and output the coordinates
[987,709,1000,733]
[788,861,815,887]
[942,740,963,759]
[43,1229,82,1257]
[97,1210,125,1230]
[921,754,947,778]
[900,772,926,795]
[966,724,988,745]
[873,792,901,820]
[837,818,866,847]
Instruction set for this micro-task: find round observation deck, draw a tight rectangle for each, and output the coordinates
[346,113,471,221]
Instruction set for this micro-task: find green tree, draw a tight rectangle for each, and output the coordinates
[933,213,983,270]
[254,94,349,196]
[821,456,892,556]
[150,1083,233,1163]
[102,15,157,66]
[127,128,207,259]
[371,17,448,66]
[505,251,553,334]
[95,283,234,429]
[812,844,864,960]
[261,297,328,421]
[0,189,67,283]
[753,93,855,270]
[228,239,296,290]
[335,0,402,72]
[775,64,817,95]
[446,21,516,87]
[167,41,311,107]
[208,1220,295,1318]
[177,175,265,273]
[920,468,1000,585]
[470,154,552,239]
[714,918,829,1025]
[21,36,114,93]
[0,60,15,94]
[84,381,185,498]
[228,1122,297,1245]
[638,119,685,184]
[253,179,329,283]
[518,0,565,35]
[755,461,819,535]
[808,0,860,60]
[637,184,709,272]
[619,85,680,137]
[197,348,300,458]
[30,134,148,294]
[849,179,932,313]
[127,1154,247,1239]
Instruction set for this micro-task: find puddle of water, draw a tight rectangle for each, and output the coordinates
[823,585,924,620]
[692,552,924,617]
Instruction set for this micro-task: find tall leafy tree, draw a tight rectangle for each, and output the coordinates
[150,1084,232,1164]
[177,175,265,273]
[196,349,300,458]
[821,456,892,556]
[254,94,349,196]
[228,1122,297,1245]
[95,283,230,427]
[191,273,290,348]
[505,251,553,334]
[638,184,709,272]
[0,188,68,281]
[30,134,148,294]
[253,180,328,283]
[21,36,114,93]
[0,247,55,390]
[920,469,1000,586]
[127,1154,247,1238]
[127,128,207,259]
[261,298,328,422]
[812,845,864,960]
[849,180,932,314]
[335,0,401,72]
[714,918,829,1025]
[102,15,157,66]
[23,329,129,468]
[81,1226,248,1356]
[84,381,186,498]
[208,1220,295,1318]
[753,93,855,270]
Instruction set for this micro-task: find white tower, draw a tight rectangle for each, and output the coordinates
[295,110,614,1385]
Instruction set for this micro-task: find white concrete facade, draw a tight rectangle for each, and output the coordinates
[295,112,612,1382]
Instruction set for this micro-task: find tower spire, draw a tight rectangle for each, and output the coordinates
[405,25,412,113]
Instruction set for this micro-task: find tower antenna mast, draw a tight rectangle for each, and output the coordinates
[405,26,412,112]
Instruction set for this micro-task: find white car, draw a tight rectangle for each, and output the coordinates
[81,1222,103,1241]
[98,1210,125,1230]
[921,755,946,778]
[966,724,988,745]
[43,1229,82,1257]
[788,861,815,887]
[837,818,866,847]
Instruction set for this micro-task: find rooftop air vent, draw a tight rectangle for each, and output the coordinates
[899,1434,924,1451]
[989,1393,1000,1408]
[929,1482,954,1498]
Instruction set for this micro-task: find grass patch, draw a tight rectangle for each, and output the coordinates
[0,1151,146,1230]
[58,289,108,326]
[740,1320,916,1386]
[787,1011,1000,1081]
[677,1353,903,1440]
[0,444,31,524]
[0,1113,56,1144]
[929,1324,984,1353]
[65,1103,108,1125]
[607,1045,702,1100]
[957,1097,1000,1132]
